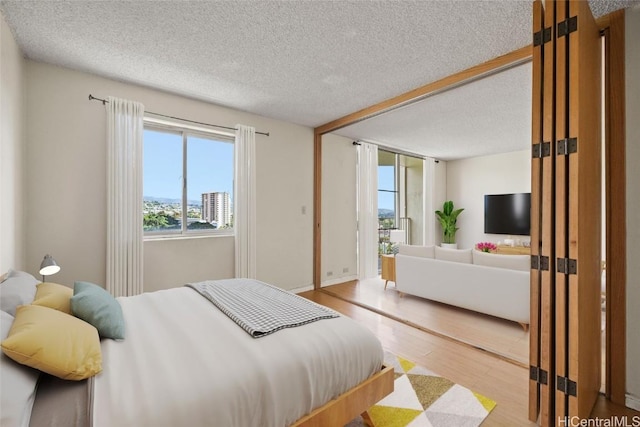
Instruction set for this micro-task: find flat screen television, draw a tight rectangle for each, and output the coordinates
[484,193,531,235]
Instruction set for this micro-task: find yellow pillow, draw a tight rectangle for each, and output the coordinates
[32,282,73,314]
[1,305,102,380]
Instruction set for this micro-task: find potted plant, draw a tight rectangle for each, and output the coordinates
[435,200,464,249]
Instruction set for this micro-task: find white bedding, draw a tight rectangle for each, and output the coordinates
[92,286,383,427]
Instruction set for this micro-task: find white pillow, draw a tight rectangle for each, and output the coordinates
[473,250,530,272]
[1,310,40,427]
[0,271,10,283]
[0,270,39,316]
[398,245,435,258]
[434,247,473,264]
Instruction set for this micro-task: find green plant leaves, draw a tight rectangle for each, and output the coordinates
[435,201,463,244]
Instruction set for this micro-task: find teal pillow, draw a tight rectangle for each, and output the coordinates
[70,281,125,340]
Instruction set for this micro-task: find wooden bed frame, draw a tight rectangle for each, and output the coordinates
[292,365,394,427]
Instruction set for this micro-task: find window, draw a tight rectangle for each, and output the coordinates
[378,150,397,230]
[143,123,234,236]
[377,149,423,257]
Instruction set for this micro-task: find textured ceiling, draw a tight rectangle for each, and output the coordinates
[336,62,532,160]
[1,0,637,159]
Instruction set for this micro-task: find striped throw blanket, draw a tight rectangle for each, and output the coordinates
[187,279,339,338]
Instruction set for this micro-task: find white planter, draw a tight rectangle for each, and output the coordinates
[441,243,458,249]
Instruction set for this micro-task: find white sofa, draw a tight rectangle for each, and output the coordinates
[395,245,530,328]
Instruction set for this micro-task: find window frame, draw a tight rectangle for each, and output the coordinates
[143,118,235,239]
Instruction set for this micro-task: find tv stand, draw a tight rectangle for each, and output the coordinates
[496,244,530,255]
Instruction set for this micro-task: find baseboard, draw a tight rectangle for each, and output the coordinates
[321,274,359,288]
[626,394,640,411]
[291,284,314,294]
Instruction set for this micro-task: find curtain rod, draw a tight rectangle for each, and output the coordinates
[88,94,269,136]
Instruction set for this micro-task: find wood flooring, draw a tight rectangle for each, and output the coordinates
[324,278,529,366]
[298,286,639,425]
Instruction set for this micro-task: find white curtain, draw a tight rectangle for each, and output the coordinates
[423,157,436,246]
[423,157,445,246]
[234,124,256,279]
[357,142,379,280]
[106,96,145,297]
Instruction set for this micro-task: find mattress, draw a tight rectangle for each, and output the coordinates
[30,285,383,427]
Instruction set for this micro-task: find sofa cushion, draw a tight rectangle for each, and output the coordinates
[398,245,435,259]
[473,250,530,272]
[434,247,473,264]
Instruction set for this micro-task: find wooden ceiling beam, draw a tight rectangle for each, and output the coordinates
[314,45,533,136]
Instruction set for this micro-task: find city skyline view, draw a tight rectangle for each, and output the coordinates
[143,128,235,231]
[143,128,234,207]
[144,128,395,222]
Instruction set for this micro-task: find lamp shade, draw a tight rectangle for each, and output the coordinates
[39,254,61,277]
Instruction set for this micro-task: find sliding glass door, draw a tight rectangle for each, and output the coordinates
[378,149,397,235]
[377,149,424,267]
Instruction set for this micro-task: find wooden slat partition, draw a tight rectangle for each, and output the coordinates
[554,0,569,419]
[540,0,557,424]
[603,10,626,406]
[531,0,603,423]
[529,2,544,423]
[530,2,558,425]
[568,0,602,417]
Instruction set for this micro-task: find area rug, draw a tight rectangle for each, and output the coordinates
[346,351,497,427]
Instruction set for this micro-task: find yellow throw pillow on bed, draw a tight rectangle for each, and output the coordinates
[31,282,73,314]
[1,305,102,380]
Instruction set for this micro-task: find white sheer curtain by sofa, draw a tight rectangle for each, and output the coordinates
[234,124,257,279]
[357,142,379,280]
[423,157,436,246]
[106,96,145,297]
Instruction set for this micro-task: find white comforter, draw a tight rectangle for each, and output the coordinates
[92,286,383,427]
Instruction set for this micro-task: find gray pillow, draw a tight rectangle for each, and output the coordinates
[1,310,40,427]
[0,270,39,316]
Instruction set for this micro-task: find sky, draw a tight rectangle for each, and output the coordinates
[144,127,393,211]
[378,165,395,211]
[143,129,234,204]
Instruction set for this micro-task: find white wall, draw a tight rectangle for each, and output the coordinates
[321,133,357,285]
[445,150,531,250]
[24,61,314,291]
[144,236,234,293]
[0,15,25,273]
[626,4,640,411]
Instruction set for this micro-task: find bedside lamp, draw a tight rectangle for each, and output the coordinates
[39,254,61,282]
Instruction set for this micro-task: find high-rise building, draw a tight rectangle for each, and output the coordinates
[201,192,231,227]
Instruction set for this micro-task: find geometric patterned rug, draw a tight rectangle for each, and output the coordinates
[346,351,497,427]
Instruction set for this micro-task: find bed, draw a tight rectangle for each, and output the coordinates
[0,271,393,427]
